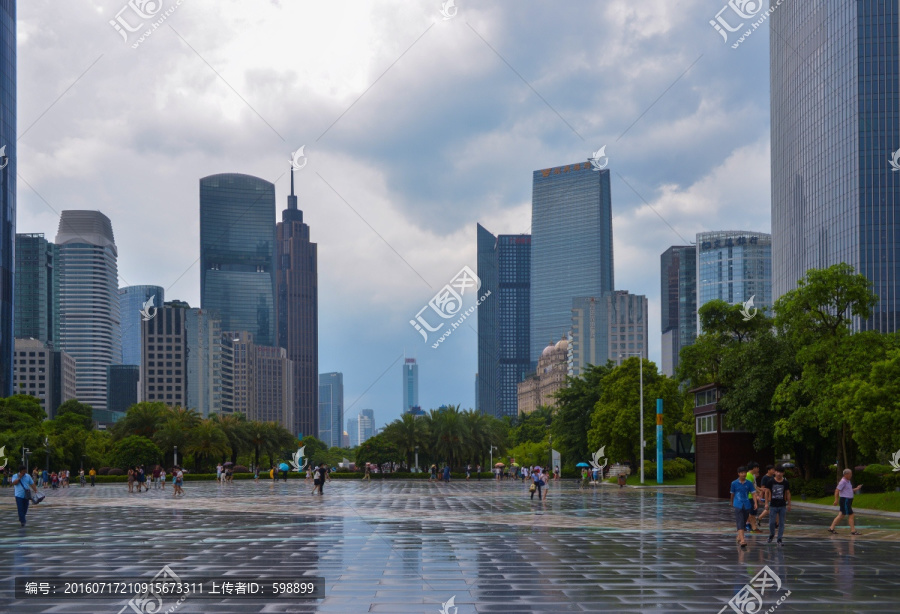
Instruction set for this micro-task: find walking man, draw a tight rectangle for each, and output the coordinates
[757,465,776,525]
[829,468,863,535]
[476,464,481,480]
[172,466,184,497]
[89,467,96,487]
[746,462,762,533]
[765,465,791,546]
[729,466,757,548]
[12,465,38,527]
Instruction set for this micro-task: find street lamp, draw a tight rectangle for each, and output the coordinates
[414,446,419,473]
[620,350,645,485]
[174,445,178,467]
[548,434,553,476]
[22,447,31,473]
[490,445,497,473]
[45,437,50,475]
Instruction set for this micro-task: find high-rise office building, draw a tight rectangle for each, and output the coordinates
[660,246,697,377]
[570,297,606,377]
[220,331,293,431]
[186,308,221,417]
[141,302,188,408]
[402,358,418,413]
[358,408,375,445]
[106,364,140,420]
[14,234,58,346]
[276,171,318,439]
[56,211,121,416]
[119,285,164,366]
[772,3,900,331]
[696,231,772,332]
[318,372,343,448]
[0,0,16,397]
[531,161,614,362]
[13,338,75,419]
[200,173,275,347]
[476,225,531,419]
[605,291,649,367]
[347,416,359,448]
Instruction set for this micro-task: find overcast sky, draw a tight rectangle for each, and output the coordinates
[15,0,773,430]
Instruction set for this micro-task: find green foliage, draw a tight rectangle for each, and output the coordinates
[643,459,692,480]
[355,434,403,468]
[551,363,615,465]
[511,407,552,446]
[507,441,548,468]
[111,435,162,469]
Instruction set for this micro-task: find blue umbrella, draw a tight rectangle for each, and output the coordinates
[576,462,591,468]
[278,462,289,472]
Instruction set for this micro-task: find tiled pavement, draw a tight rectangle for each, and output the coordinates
[1,479,900,613]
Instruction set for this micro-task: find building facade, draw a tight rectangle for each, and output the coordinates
[14,234,58,346]
[531,162,614,363]
[517,338,568,415]
[119,285,164,366]
[358,408,375,445]
[186,308,221,417]
[660,246,697,376]
[318,372,343,448]
[476,224,531,419]
[0,0,16,397]
[13,338,75,419]
[402,358,418,413]
[276,172,318,439]
[606,291,649,366]
[254,345,293,432]
[56,211,121,416]
[771,2,900,331]
[200,173,276,347]
[141,302,188,407]
[570,297,607,377]
[106,364,140,419]
[347,416,358,448]
[696,231,772,332]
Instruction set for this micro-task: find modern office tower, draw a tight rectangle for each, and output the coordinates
[772,3,900,331]
[402,358,418,413]
[531,161,614,362]
[606,291,649,367]
[660,246,697,376]
[200,173,276,347]
[119,285,164,366]
[517,338,568,415]
[276,171,318,439]
[106,364,140,420]
[696,231,772,332]
[0,0,16,398]
[253,345,294,432]
[56,211,121,416]
[358,408,375,445]
[221,331,253,417]
[318,372,343,448]
[186,308,221,418]
[141,301,189,408]
[342,431,349,448]
[570,297,606,377]
[347,416,359,448]
[476,224,531,418]
[13,338,75,419]
[15,234,59,345]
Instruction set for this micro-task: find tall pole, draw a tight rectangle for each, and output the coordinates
[548,434,553,475]
[656,399,663,484]
[174,445,178,467]
[639,354,644,485]
[45,437,50,474]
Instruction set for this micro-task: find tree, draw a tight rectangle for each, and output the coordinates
[382,413,430,470]
[112,402,169,440]
[836,346,900,457]
[355,434,402,471]
[210,412,249,464]
[111,436,162,469]
[551,363,614,464]
[54,399,94,431]
[510,407,552,447]
[186,420,230,472]
[507,441,548,468]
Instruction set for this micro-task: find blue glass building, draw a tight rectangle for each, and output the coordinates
[318,372,343,448]
[402,358,418,414]
[476,224,531,418]
[119,285,164,366]
[530,162,613,362]
[660,246,696,376]
[200,174,275,347]
[15,234,59,346]
[0,0,16,397]
[771,2,900,330]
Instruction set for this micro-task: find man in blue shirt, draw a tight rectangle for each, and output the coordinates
[729,466,757,548]
[11,465,38,527]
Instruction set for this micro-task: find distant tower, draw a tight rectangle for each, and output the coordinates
[0,0,16,396]
[119,285,164,366]
[403,358,419,413]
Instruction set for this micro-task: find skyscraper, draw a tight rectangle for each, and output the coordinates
[14,338,75,419]
[141,301,188,408]
[200,173,275,347]
[358,408,375,445]
[531,162,613,362]
[476,224,531,418]
[106,364,139,420]
[185,308,221,417]
[606,291,649,367]
[696,231,772,331]
[119,285,164,366]
[276,170,318,439]
[318,372,343,448]
[660,246,697,376]
[56,211,121,415]
[771,3,900,330]
[15,233,58,345]
[402,358,418,413]
[0,0,16,397]
[220,331,293,431]
[347,416,359,448]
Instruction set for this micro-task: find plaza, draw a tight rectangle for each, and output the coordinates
[2,480,900,613]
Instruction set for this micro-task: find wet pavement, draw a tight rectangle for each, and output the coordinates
[1,479,899,612]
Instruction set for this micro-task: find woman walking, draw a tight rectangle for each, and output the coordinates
[531,467,545,501]
[160,467,167,490]
[127,468,134,493]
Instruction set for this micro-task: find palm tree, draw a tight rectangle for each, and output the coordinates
[211,412,249,464]
[185,419,230,472]
[430,405,465,469]
[112,402,168,440]
[382,413,429,470]
[247,422,276,471]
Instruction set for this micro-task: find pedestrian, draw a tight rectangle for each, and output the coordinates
[430,464,437,482]
[159,467,166,490]
[269,465,275,480]
[312,464,322,495]
[152,465,161,489]
[127,468,134,493]
[89,467,96,487]
[443,465,451,483]
[79,468,86,486]
[11,465,38,528]
[554,466,560,481]
[41,468,48,488]
[757,465,776,525]
[581,468,589,490]
[305,466,312,482]
[729,466,757,549]
[531,467,545,501]
[746,462,762,533]
[466,464,471,481]
[364,464,371,481]
[225,465,233,483]
[476,464,481,480]
[216,463,223,483]
[172,466,184,497]
[281,463,289,482]
[765,465,791,546]
[254,465,260,483]
[829,468,863,535]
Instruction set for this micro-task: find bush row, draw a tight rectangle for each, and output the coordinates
[642,458,694,480]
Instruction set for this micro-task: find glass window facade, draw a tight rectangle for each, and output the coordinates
[200,174,275,347]
[119,285,164,366]
[530,162,613,362]
[660,245,697,376]
[15,234,58,345]
[0,0,15,396]
[318,372,343,448]
[402,359,418,414]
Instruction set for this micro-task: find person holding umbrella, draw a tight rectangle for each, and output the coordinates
[576,462,591,489]
[494,462,504,481]
[279,461,290,482]
[223,462,234,483]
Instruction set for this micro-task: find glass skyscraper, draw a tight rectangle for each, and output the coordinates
[56,211,121,415]
[771,2,900,330]
[358,408,375,445]
[660,246,696,376]
[318,372,343,448]
[15,234,59,346]
[530,161,613,362]
[119,285,164,366]
[200,173,275,347]
[696,231,772,331]
[0,0,16,397]
[476,224,530,418]
[402,358,418,413]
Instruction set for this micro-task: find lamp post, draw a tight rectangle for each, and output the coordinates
[45,437,50,475]
[490,445,497,473]
[174,445,178,468]
[414,446,419,473]
[620,351,645,485]
[548,434,553,476]
[22,447,31,473]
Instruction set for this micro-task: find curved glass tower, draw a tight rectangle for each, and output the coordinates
[200,173,275,347]
[119,285,164,366]
[0,0,16,397]
[56,211,121,414]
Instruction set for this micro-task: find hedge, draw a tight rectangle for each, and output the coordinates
[642,458,693,480]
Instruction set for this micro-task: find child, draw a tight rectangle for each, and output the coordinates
[729,466,757,548]
[765,465,791,545]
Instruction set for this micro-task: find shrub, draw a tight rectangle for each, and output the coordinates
[108,468,125,476]
[232,465,250,473]
[643,460,690,480]
[854,472,885,494]
[863,464,893,475]
[97,467,111,475]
